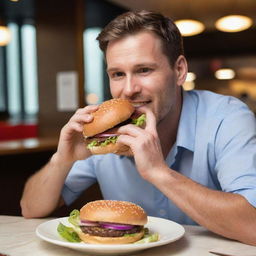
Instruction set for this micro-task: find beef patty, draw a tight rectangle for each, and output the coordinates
[80,225,143,237]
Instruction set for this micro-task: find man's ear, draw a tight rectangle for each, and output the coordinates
[174,55,188,86]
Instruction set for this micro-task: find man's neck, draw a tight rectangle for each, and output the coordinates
[157,89,183,159]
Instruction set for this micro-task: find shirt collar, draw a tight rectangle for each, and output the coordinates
[121,90,197,163]
[176,90,197,152]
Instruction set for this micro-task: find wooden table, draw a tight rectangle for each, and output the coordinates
[0,215,255,256]
[0,137,58,155]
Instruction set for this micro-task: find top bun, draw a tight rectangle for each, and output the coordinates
[83,99,134,138]
[80,200,147,226]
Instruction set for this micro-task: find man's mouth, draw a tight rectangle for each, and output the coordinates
[131,101,151,108]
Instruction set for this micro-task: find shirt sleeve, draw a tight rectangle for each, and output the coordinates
[215,102,256,207]
[62,157,97,205]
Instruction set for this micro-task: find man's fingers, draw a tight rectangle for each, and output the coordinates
[118,109,157,138]
[75,105,99,115]
[61,121,83,135]
[117,124,144,137]
[117,134,136,147]
[71,113,93,124]
[70,105,99,124]
[143,109,157,134]
[69,122,84,133]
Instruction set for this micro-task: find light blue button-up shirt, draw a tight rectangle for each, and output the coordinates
[62,90,256,225]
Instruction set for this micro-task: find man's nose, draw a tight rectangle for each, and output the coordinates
[123,75,141,97]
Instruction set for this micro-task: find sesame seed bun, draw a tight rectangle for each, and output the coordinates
[78,229,145,244]
[83,98,134,138]
[78,200,147,244]
[86,142,132,156]
[80,200,147,225]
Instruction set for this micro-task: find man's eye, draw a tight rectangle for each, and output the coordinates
[138,68,151,73]
[112,72,124,78]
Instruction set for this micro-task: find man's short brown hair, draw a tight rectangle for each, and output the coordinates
[96,10,184,67]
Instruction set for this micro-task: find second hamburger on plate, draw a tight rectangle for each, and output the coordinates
[57,200,159,244]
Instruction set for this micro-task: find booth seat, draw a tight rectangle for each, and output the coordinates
[0,122,38,141]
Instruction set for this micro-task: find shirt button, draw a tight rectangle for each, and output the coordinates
[159,209,166,216]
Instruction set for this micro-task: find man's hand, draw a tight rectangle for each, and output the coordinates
[117,109,167,181]
[55,105,99,164]
[20,104,99,218]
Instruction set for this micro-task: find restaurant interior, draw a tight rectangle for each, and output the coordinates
[0,0,255,217]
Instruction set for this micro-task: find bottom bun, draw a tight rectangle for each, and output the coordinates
[88,142,133,156]
[78,229,144,244]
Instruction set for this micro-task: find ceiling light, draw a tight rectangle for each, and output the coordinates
[186,72,196,82]
[215,15,253,32]
[0,26,11,46]
[215,68,235,80]
[175,19,205,36]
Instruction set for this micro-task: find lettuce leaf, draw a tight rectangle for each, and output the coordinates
[57,222,81,243]
[124,227,158,244]
[87,140,98,148]
[100,136,118,146]
[57,210,82,242]
[131,114,146,127]
[134,232,159,244]
[68,209,80,227]
[87,136,118,148]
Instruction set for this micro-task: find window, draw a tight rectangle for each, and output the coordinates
[21,24,38,116]
[83,27,104,105]
[0,46,6,113]
[0,21,38,121]
[83,0,127,105]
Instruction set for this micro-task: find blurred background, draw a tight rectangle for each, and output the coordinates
[0,0,255,216]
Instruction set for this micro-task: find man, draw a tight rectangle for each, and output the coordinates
[20,10,256,245]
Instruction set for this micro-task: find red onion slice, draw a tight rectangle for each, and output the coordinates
[94,133,119,138]
[100,222,134,230]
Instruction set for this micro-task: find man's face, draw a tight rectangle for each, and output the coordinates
[106,31,181,124]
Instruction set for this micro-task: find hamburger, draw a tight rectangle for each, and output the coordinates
[57,200,159,244]
[83,98,146,155]
[62,200,147,244]
[77,200,147,244]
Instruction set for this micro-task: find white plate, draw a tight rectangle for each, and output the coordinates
[36,216,185,255]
